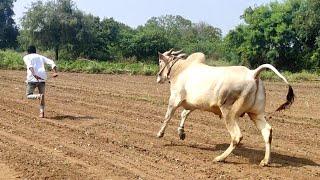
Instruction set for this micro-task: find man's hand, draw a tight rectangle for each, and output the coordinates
[33,74,43,80]
[29,67,43,80]
[52,66,58,78]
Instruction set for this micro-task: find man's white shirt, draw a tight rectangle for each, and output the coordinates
[23,53,56,82]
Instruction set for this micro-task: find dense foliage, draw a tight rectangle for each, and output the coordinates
[18,0,222,62]
[1,0,320,73]
[2,50,318,81]
[0,0,19,49]
[224,0,320,72]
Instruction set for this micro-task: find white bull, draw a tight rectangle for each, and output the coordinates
[156,49,294,166]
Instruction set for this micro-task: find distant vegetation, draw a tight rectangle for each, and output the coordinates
[1,50,318,81]
[0,0,320,77]
[224,0,320,73]
[0,0,19,49]
[0,50,158,75]
[17,0,222,62]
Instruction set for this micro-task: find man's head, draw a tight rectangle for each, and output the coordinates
[27,45,36,54]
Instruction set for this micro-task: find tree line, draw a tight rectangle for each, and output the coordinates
[224,0,320,72]
[1,0,320,72]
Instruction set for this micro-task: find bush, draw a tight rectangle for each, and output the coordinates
[0,50,24,70]
[57,60,159,75]
[260,70,319,81]
[287,71,319,82]
[0,50,318,80]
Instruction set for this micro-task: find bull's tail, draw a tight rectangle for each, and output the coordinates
[253,64,295,111]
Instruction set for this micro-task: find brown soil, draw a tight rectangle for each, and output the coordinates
[0,70,319,179]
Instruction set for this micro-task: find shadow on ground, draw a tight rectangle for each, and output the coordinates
[49,115,95,120]
[164,142,320,167]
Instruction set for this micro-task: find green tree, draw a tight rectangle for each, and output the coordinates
[294,0,320,70]
[0,0,19,49]
[69,13,104,60]
[145,15,193,50]
[134,25,172,61]
[116,23,172,61]
[99,18,134,60]
[20,0,79,60]
[188,22,222,59]
[144,15,222,58]
[224,0,307,71]
[20,0,136,61]
[146,15,192,37]
[223,25,248,64]
[19,1,223,62]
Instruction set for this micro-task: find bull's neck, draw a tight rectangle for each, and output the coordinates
[168,59,189,83]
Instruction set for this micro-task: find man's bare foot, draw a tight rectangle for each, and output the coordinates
[39,112,44,118]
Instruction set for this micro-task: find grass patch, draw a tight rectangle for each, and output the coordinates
[0,50,319,81]
[57,59,158,75]
[0,50,25,70]
[260,70,319,82]
[0,50,158,75]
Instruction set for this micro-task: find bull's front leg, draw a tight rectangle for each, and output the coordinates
[157,94,180,138]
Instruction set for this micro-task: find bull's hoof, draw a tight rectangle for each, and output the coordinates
[259,159,270,167]
[157,132,164,138]
[178,128,186,140]
[214,156,225,162]
[179,132,186,140]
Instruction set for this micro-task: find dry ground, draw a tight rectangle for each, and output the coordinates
[0,70,319,179]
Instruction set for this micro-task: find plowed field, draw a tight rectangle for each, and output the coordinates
[0,70,319,179]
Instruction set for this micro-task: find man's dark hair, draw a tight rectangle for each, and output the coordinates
[27,45,36,54]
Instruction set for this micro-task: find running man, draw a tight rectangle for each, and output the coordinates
[23,45,58,118]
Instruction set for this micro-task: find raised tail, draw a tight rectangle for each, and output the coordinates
[253,64,295,111]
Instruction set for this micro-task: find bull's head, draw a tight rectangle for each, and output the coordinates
[157,49,187,83]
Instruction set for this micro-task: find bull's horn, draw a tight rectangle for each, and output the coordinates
[163,48,173,56]
[177,53,187,58]
[172,49,183,55]
[168,48,173,53]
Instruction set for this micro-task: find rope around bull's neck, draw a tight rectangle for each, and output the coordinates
[157,57,182,79]
[166,58,181,78]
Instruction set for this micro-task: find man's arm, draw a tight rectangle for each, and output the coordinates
[29,67,43,80]
[43,56,58,78]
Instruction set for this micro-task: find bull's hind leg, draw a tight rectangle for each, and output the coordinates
[249,113,272,166]
[178,109,192,140]
[214,107,243,162]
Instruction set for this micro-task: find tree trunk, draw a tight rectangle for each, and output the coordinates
[55,45,59,61]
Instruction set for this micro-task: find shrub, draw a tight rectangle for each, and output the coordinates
[0,50,24,70]
[0,50,318,80]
